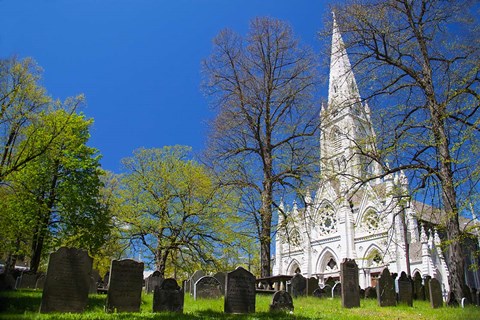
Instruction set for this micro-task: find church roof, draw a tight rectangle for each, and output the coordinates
[411,200,472,232]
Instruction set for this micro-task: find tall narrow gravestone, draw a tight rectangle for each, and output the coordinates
[40,247,93,313]
[153,278,184,313]
[397,272,413,306]
[290,273,306,298]
[106,259,144,312]
[146,271,163,294]
[429,278,443,308]
[376,267,396,307]
[340,259,360,308]
[413,272,425,300]
[307,277,319,296]
[213,272,226,294]
[224,267,256,314]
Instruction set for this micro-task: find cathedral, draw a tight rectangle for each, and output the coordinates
[272,18,480,293]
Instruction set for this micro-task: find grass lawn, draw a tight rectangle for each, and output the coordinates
[0,290,479,319]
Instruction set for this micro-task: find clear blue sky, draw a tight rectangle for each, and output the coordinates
[0,0,332,172]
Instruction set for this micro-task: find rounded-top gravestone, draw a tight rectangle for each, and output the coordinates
[270,290,294,312]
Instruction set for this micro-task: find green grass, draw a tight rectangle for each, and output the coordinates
[0,290,479,319]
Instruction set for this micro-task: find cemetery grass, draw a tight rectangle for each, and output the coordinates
[1,290,479,320]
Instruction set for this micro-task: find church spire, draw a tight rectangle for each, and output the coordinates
[327,13,361,114]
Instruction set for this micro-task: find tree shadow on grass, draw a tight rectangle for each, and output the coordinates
[0,290,42,313]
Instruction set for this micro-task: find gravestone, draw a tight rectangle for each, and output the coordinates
[15,272,38,289]
[360,288,365,298]
[153,278,184,312]
[0,273,15,291]
[424,275,432,301]
[106,259,144,312]
[413,272,425,300]
[397,272,413,306]
[376,267,396,307]
[103,271,110,288]
[306,277,319,296]
[364,286,377,299]
[429,278,443,308]
[446,291,459,307]
[184,279,191,294]
[340,258,360,308]
[290,273,306,298]
[313,287,326,298]
[470,287,477,306]
[189,270,206,295]
[332,282,341,298]
[89,276,97,294]
[35,274,45,290]
[146,271,163,294]
[224,266,256,314]
[270,290,294,312]
[213,272,226,294]
[40,247,93,313]
[194,276,222,299]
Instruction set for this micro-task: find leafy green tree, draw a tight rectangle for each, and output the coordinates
[117,146,237,277]
[330,0,479,303]
[1,110,109,273]
[203,17,319,277]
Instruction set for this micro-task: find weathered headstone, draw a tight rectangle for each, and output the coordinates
[213,272,226,294]
[40,247,93,313]
[364,286,377,299]
[106,259,144,312]
[194,276,222,299]
[290,273,306,298]
[340,258,360,308]
[184,279,191,294]
[332,282,342,298]
[470,287,477,307]
[376,267,396,307]
[224,266,256,314]
[446,291,459,307]
[153,278,184,313]
[313,287,326,298]
[413,272,425,300]
[397,272,413,306]
[146,271,163,294]
[89,276,97,294]
[429,278,443,308]
[270,290,294,312]
[424,275,432,301]
[189,270,206,295]
[15,272,38,289]
[306,277,319,296]
[35,274,45,290]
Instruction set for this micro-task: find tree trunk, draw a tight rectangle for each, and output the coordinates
[156,246,169,278]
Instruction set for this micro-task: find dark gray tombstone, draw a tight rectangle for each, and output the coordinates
[194,276,222,299]
[213,272,226,293]
[189,270,205,294]
[0,273,16,291]
[376,267,396,307]
[397,272,413,306]
[40,247,93,313]
[224,266,256,314]
[332,282,341,298]
[89,276,97,294]
[413,272,425,300]
[424,276,432,301]
[446,291,459,307]
[270,290,294,312]
[153,278,184,313]
[35,274,45,290]
[146,271,163,294]
[15,272,38,289]
[290,273,306,298]
[365,286,377,299]
[106,259,144,312]
[470,287,477,307]
[184,279,191,294]
[306,277,319,296]
[429,278,443,308]
[340,258,360,308]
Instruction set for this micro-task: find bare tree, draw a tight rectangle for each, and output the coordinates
[203,17,320,277]
[329,0,479,303]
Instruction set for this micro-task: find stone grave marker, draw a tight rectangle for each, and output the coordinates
[184,279,191,294]
[89,276,97,294]
[359,288,365,298]
[146,271,163,294]
[106,259,144,312]
[470,287,477,306]
[332,282,341,298]
[35,274,45,290]
[313,287,326,298]
[446,291,459,307]
[413,272,425,300]
[194,276,222,299]
[270,290,294,312]
[429,278,443,308]
[189,270,205,294]
[376,267,396,307]
[340,258,360,308]
[15,272,38,289]
[397,272,413,306]
[290,273,306,298]
[424,275,431,301]
[364,286,377,299]
[40,247,93,313]
[306,277,319,296]
[153,278,184,313]
[224,266,256,314]
[213,271,226,294]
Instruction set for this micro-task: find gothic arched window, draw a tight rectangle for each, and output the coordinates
[363,209,380,233]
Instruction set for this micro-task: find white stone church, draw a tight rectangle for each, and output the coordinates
[272,18,477,292]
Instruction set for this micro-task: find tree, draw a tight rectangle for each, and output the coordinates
[330,0,479,303]
[117,146,236,277]
[0,110,109,273]
[203,17,319,277]
[0,57,83,182]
